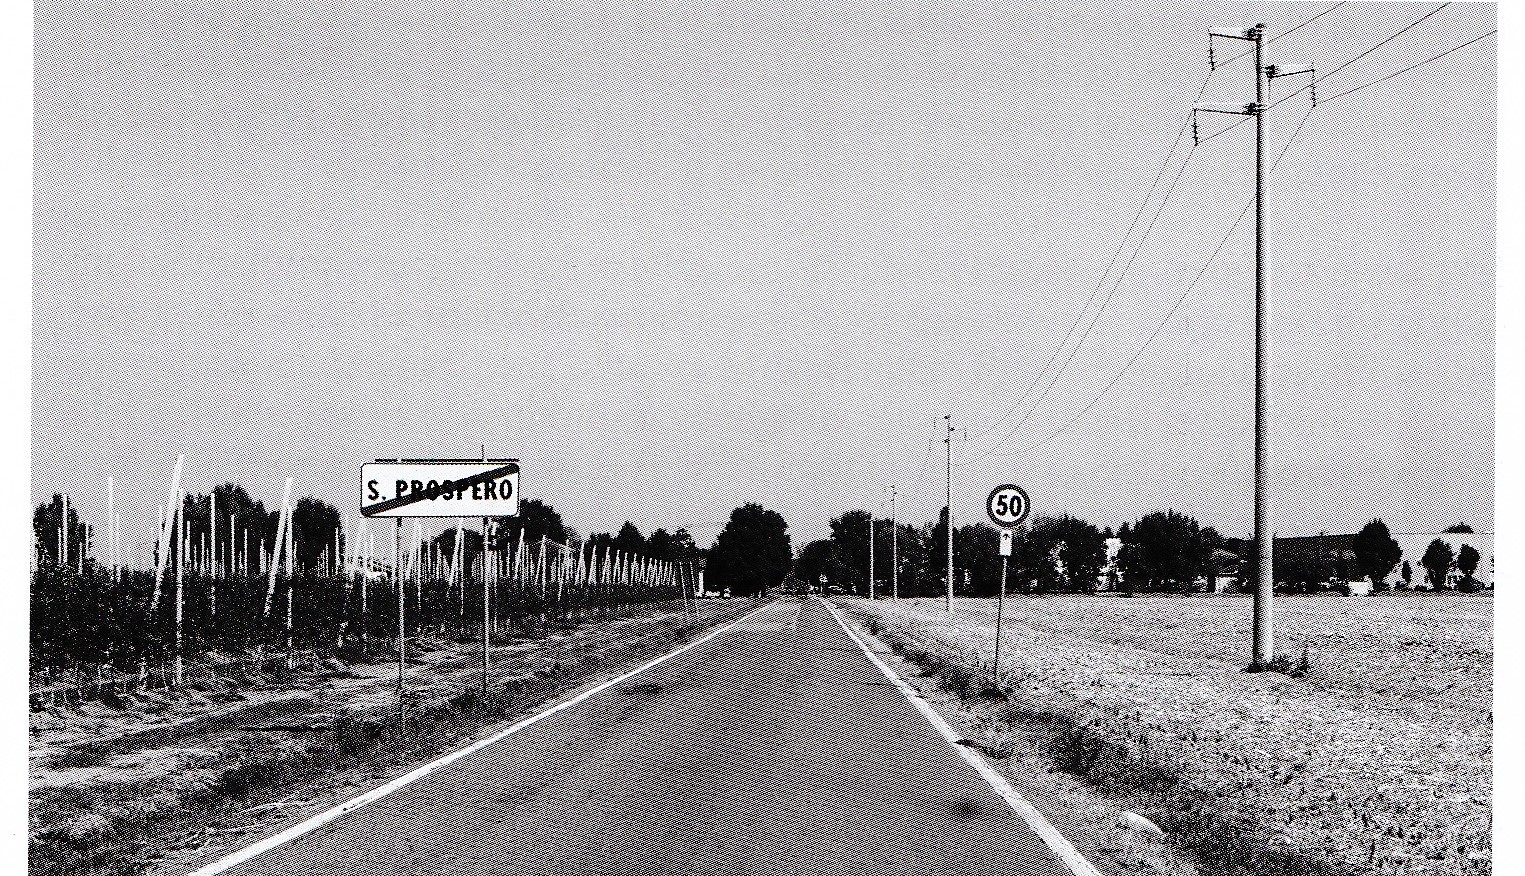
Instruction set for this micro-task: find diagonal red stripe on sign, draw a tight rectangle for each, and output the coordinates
[362,463,518,517]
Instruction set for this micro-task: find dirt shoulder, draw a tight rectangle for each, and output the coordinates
[30,599,764,876]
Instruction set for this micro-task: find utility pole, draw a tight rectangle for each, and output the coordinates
[1197,25,1312,667]
[889,485,898,601]
[867,511,875,599]
[944,415,955,611]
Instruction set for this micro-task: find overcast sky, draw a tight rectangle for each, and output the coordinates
[33,0,1495,552]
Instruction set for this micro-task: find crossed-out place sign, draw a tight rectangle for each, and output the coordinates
[361,460,520,518]
[986,483,1031,529]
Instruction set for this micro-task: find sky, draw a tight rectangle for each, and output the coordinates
[33,0,1495,555]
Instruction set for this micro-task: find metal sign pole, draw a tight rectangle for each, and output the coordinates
[481,516,490,696]
[996,553,1007,676]
[396,516,404,715]
[988,486,1027,678]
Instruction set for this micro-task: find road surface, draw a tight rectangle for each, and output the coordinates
[216,598,1079,876]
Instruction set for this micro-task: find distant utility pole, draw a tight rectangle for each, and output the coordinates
[867,512,875,599]
[944,415,955,611]
[889,485,898,601]
[1196,25,1313,667]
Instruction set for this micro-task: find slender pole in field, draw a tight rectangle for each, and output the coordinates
[454,518,465,619]
[210,491,217,582]
[263,479,293,616]
[105,477,114,577]
[208,491,217,618]
[113,512,123,583]
[286,544,295,670]
[362,526,373,649]
[539,537,549,605]
[513,528,524,595]
[157,504,166,577]
[174,493,185,686]
[412,519,424,624]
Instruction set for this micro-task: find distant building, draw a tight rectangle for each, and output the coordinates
[1217,530,1493,592]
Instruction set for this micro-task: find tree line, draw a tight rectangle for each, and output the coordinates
[788,508,1491,597]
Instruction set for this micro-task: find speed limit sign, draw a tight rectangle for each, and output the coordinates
[986,484,1030,528]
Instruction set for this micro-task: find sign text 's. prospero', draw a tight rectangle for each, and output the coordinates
[360,461,520,518]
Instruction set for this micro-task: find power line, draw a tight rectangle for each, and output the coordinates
[973,3,1349,456]
[967,75,1210,444]
[1196,112,1252,144]
[1319,29,1495,104]
[975,136,1205,459]
[1269,3,1454,109]
[1215,2,1348,68]
[964,2,1342,447]
[1269,2,1349,43]
[1001,103,1319,458]
[995,4,1475,459]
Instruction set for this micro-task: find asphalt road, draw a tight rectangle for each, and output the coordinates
[221,598,1076,876]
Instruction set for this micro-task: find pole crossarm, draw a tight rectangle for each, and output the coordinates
[1266,64,1317,105]
[1208,24,1260,68]
[1194,103,1257,115]
[1209,26,1259,40]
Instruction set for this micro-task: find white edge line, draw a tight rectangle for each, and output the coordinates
[815,597,1104,876]
[188,600,777,876]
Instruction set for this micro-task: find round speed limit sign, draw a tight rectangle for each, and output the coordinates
[986,484,1030,528]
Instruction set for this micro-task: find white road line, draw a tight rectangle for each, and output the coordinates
[188,601,778,876]
[815,597,1104,876]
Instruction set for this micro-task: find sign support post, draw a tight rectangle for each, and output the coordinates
[987,485,1030,680]
[481,515,490,696]
[997,555,1007,674]
[395,516,404,716]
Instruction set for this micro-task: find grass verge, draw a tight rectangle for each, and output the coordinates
[837,598,1487,876]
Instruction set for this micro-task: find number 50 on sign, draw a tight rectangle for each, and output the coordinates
[986,484,1030,528]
